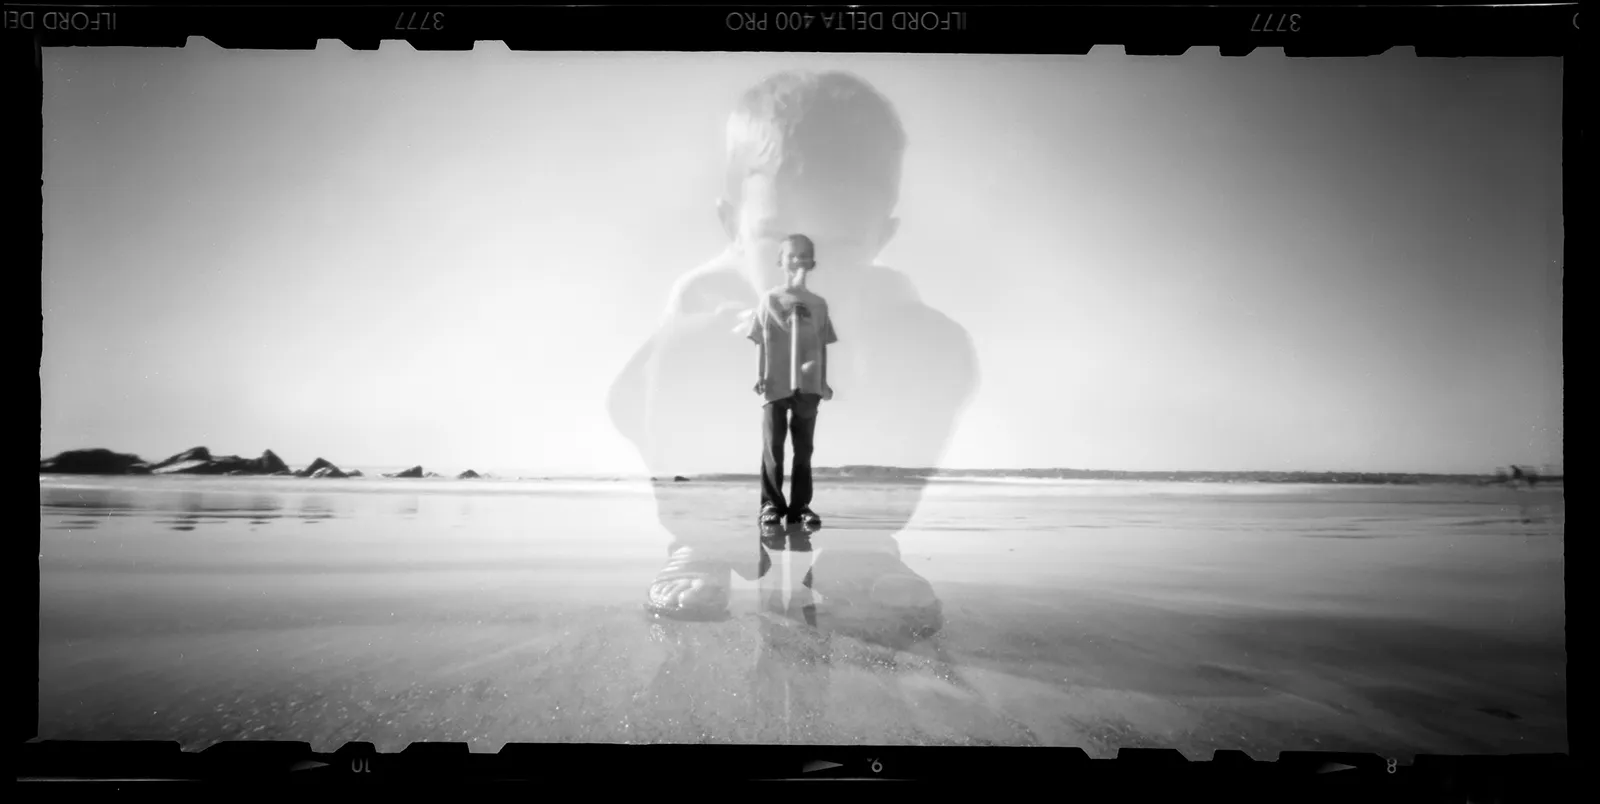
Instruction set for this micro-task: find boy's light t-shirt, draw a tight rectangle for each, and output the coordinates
[742,286,838,403]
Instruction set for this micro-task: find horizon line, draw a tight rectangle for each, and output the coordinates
[38,447,1559,479]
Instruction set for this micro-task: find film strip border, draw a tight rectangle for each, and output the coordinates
[8,2,1582,795]
[0,4,1581,56]
[19,741,1572,792]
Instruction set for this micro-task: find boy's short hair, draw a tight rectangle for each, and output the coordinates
[782,233,815,255]
[725,70,907,211]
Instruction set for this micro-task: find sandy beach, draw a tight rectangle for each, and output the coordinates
[37,475,1565,759]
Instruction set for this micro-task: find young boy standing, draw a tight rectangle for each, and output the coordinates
[613,70,976,625]
[744,235,836,528]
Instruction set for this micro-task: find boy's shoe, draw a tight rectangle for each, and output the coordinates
[759,504,784,526]
[790,507,822,528]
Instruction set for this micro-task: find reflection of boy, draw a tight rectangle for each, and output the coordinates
[745,235,836,528]
[612,70,978,623]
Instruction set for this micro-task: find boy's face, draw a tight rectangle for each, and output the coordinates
[780,240,815,277]
[722,172,898,290]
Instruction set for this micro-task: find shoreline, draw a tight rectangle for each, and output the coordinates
[38,447,1561,488]
[39,472,1562,490]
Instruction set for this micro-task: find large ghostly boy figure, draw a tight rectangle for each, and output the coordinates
[609,70,978,638]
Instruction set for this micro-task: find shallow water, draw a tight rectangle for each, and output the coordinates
[37,475,1565,758]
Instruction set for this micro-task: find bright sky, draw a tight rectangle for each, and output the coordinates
[40,44,1563,476]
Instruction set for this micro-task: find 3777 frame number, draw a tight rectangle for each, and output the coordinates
[396,11,445,31]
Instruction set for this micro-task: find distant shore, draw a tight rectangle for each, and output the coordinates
[696,466,1559,486]
[39,448,1559,487]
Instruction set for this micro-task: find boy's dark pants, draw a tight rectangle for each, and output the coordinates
[761,393,821,514]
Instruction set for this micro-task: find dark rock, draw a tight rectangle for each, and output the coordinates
[269,470,293,476]
[673,475,690,482]
[254,450,289,474]
[148,446,287,476]
[457,470,481,479]
[150,447,211,472]
[153,459,214,475]
[295,458,344,478]
[40,449,148,475]
[156,454,253,475]
[310,466,346,479]
[384,466,424,479]
[346,470,364,478]
[425,472,442,478]
[210,456,256,474]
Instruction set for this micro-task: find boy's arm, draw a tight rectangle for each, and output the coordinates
[821,311,837,399]
[607,339,655,449]
[821,344,830,399]
[664,257,748,318]
[744,301,767,394]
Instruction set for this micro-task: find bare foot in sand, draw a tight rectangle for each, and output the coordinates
[645,543,735,621]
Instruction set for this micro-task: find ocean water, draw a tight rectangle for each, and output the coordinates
[37,475,1565,758]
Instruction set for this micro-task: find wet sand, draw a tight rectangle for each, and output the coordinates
[37,476,1565,758]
